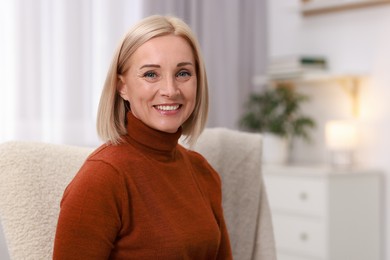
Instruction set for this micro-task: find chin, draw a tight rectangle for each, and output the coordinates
[156,123,181,133]
[153,119,183,133]
[159,127,180,133]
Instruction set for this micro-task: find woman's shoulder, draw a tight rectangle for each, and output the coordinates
[65,143,135,197]
[87,141,138,164]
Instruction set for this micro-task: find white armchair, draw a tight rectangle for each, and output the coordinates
[0,128,276,260]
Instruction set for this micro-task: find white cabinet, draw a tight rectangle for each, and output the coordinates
[263,165,382,260]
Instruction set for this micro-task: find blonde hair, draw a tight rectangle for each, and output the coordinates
[96,15,209,146]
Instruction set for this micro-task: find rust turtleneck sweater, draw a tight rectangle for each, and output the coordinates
[53,112,232,260]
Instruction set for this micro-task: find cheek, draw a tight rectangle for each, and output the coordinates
[126,80,149,101]
[187,81,197,101]
[185,86,197,115]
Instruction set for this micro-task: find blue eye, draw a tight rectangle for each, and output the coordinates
[177,70,191,77]
[144,71,157,78]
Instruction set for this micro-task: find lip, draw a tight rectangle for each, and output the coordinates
[153,104,182,114]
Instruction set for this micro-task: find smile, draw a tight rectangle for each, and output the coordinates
[154,105,181,111]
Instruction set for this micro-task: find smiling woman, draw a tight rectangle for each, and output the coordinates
[53,15,233,260]
[117,35,197,134]
[96,15,209,147]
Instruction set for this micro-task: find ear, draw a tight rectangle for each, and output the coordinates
[117,75,128,100]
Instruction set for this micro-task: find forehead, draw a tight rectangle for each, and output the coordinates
[131,35,195,65]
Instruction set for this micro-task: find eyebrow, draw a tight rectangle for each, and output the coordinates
[177,62,194,67]
[139,62,194,70]
[139,64,160,70]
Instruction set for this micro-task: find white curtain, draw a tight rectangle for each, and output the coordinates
[143,0,268,129]
[0,0,142,146]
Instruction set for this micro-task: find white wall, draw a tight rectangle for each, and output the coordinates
[267,0,390,259]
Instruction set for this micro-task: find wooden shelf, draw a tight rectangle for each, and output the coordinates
[261,72,367,117]
[253,72,366,87]
[301,0,390,16]
[267,72,365,84]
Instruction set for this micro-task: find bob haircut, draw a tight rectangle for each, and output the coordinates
[96,15,209,147]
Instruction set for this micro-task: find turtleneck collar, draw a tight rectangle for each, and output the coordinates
[123,112,182,161]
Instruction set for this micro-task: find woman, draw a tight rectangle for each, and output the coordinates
[53,15,233,259]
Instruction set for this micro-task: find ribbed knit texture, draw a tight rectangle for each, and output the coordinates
[53,112,232,260]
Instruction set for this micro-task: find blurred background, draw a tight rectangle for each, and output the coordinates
[1,0,390,259]
[0,0,266,146]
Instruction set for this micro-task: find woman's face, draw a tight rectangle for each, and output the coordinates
[118,35,197,133]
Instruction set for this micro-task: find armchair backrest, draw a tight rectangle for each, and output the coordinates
[194,128,276,260]
[0,142,92,259]
[0,128,275,260]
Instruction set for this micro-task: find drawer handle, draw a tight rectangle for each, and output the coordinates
[299,192,308,201]
[299,232,309,242]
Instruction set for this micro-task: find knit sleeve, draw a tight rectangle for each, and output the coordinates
[53,160,126,260]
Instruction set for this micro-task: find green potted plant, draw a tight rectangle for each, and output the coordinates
[239,84,316,164]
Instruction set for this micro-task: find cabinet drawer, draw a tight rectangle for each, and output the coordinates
[273,214,326,258]
[264,175,326,216]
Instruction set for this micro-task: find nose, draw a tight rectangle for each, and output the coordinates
[160,75,179,98]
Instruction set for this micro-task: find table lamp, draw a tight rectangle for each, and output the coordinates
[325,120,358,168]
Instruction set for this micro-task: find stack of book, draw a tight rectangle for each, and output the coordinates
[267,55,328,80]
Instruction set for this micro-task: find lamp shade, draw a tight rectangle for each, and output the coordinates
[325,121,358,150]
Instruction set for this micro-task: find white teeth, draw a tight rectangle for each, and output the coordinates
[155,105,180,111]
